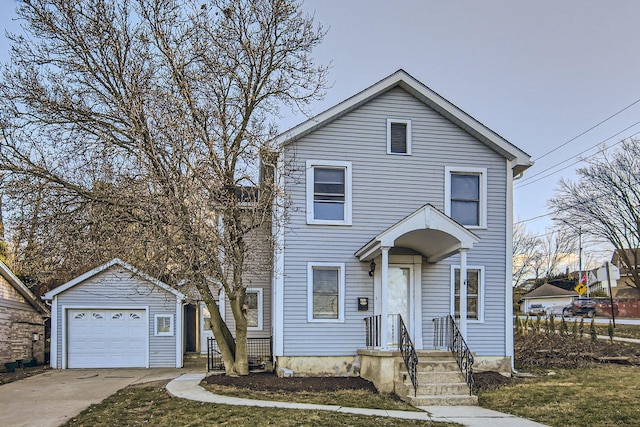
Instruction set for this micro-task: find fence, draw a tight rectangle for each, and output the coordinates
[207,337,273,371]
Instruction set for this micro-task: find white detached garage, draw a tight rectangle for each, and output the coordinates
[44,259,185,369]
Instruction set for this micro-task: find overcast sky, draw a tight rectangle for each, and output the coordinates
[2,0,640,260]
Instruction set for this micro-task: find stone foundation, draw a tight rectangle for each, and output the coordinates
[358,349,401,394]
[472,356,512,375]
[275,355,361,377]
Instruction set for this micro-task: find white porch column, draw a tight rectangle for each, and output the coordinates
[380,246,390,350]
[459,248,468,339]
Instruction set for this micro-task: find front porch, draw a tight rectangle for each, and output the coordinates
[361,313,476,405]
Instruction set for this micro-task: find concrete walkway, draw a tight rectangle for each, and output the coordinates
[166,373,548,427]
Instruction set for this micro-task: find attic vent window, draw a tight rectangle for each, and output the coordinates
[387,119,412,155]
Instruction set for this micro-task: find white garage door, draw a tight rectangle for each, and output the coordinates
[67,309,147,368]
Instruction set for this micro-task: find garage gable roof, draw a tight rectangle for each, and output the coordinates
[273,69,533,175]
[521,283,577,299]
[0,260,50,315]
[43,258,185,300]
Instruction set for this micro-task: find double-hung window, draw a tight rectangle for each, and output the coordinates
[445,167,487,228]
[451,266,484,322]
[307,263,345,322]
[387,119,412,155]
[306,160,352,225]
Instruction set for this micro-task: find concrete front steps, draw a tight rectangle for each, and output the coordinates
[183,353,209,370]
[395,351,478,406]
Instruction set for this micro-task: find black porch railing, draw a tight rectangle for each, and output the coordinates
[433,316,474,395]
[364,314,382,348]
[207,337,273,371]
[364,314,419,396]
[398,316,419,397]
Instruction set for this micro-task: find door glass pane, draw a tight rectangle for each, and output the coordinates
[388,267,410,347]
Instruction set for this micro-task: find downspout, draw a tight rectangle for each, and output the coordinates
[506,160,518,373]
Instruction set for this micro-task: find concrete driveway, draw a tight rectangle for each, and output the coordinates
[0,368,188,427]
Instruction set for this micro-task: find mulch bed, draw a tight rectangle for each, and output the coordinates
[472,371,517,392]
[515,332,640,369]
[204,371,379,393]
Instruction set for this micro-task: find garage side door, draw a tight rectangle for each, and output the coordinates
[67,309,147,368]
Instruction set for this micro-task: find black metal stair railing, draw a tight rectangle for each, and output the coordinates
[364,314,418,397]
[364,314,382,348]
[433,315,474,395]
[398,315,419,397]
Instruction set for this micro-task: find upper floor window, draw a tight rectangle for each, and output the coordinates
[306,160,352,225]
[445,167,487,228]
[387,119,412,155]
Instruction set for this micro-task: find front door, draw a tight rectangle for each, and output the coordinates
[388,265,412,347]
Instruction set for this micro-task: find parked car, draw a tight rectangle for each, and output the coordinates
[528,304,545,315]
[562,298,599,318]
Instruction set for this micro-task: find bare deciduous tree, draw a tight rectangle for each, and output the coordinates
[512,221,542,287]
[0,0,327,375]
[550,139,640,291]
[512,222,577,287]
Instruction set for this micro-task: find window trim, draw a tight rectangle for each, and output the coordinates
[444,166,487,229]
[244,288,264,331]
[154,314,174,336]
[307,262,346,323]
[306,160,352,225]
[387,119,412,155]
[450,265,485,323]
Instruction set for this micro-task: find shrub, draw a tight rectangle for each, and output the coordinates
[590,317,597,341]
[560,316,568,336]
[608,320,615,343]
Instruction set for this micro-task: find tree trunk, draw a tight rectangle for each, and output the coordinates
[230,290,249,375]
[196,282,237,373]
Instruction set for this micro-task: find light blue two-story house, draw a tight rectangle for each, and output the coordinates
[269,70,531,399]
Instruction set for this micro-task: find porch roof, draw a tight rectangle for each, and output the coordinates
[355,204,479,263]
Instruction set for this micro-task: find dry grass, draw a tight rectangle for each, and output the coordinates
[62,381,457,427]
[595,323,640,340]
[477,365,640,427]
[201,382,416,411]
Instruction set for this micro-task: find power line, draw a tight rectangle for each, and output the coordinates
[515,168,640,226]
[533,97,640,162]
[515,126,640,189]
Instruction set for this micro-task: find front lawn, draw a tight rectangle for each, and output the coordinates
[477,365,640,427]
[62,380,457,427]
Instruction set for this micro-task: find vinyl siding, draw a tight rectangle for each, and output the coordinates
[282,87,508,357]
[53,265,180,368]
[222,223,273,339]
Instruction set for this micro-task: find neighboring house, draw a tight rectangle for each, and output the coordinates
[271,69,532,388]
[43,259,186,369]
[611,249,640,298]
[520,283,577,315]
[0,260,49,367]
